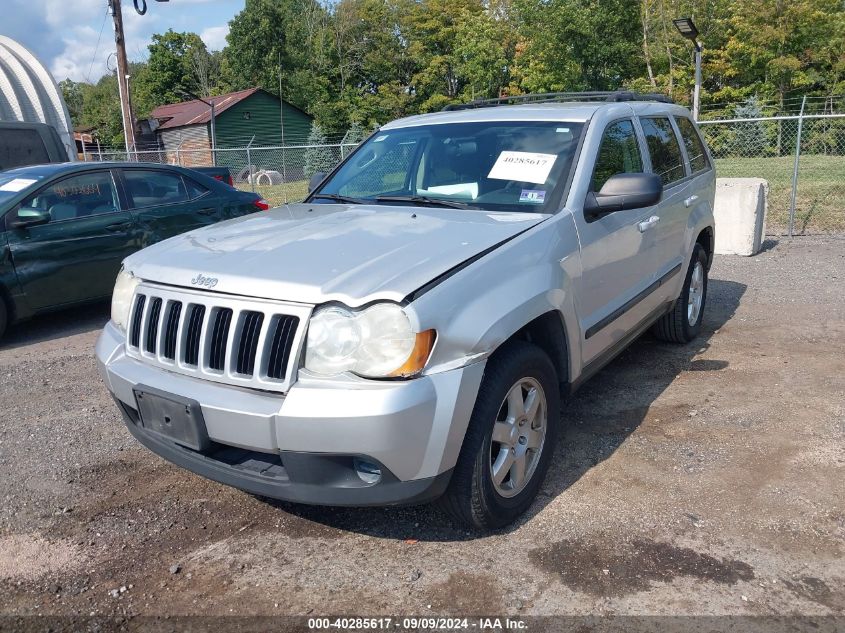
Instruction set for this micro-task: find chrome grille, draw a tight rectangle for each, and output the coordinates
[126,283,310,393]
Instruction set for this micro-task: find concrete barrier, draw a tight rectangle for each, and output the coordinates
[713,178,768,256]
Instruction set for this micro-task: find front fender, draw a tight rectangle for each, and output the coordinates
[406,212,583,382]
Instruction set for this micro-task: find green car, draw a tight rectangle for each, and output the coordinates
[0,162,269,339]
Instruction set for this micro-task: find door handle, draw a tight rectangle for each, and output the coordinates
[684,195,699,208]
[637,215,660,232]
[197,208,216,216]
[105,222,132,232]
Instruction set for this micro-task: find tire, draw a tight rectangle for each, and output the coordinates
[652,243,708,344]
[439,341,560,530]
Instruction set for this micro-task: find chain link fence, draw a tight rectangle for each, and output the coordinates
[86,113,845,235]
[699,113,845,235]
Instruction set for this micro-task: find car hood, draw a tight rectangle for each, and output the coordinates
[124,203,546,306]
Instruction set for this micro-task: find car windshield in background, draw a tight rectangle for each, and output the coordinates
[312,121,584,213]
[0,171,45,206]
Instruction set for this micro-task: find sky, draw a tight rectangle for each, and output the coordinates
[5,0,243,84]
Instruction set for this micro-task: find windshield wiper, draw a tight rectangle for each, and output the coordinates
[311,193,365,204]
[375,195,472,210]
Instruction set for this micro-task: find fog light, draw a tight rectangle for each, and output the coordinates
[353,458,382,484]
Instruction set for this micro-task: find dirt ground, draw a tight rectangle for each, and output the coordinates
[0,236,842,628]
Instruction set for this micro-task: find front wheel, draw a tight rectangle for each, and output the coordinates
[439,341,559,530]
[652,243,708,343]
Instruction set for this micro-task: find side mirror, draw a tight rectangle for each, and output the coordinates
[308,171,326,193]
[584,173,663,219]
[10,208,50,229]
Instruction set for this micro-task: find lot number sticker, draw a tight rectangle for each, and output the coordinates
[488,151,557,184]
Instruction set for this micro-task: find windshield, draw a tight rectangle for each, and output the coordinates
[0,171,46,207]
[311,120,584,213]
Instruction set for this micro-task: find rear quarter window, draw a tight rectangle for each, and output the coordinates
[183,177,210,200]
[675,117,710,174]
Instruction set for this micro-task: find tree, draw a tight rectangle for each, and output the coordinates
[718,0,844,107]
[224,0,329,112]
[78,74,124,147]
[132,30,212,115]
[733,96,768,157]
[304,122,335,179]
[405,0,484,109]
[453,9,513,101]
[342,121,367,145]
[512,0,644,92]
[59,79,84,126]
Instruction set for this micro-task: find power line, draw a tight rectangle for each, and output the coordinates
[86,5,110,83]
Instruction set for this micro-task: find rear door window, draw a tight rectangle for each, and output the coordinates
[123,170,189,208]
[640,117,687,186]
[675,117,710,174]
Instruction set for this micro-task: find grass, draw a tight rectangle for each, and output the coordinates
[714,155,845,233]
[235,180,310,207]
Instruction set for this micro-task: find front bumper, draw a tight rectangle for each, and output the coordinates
[96,322,485,506]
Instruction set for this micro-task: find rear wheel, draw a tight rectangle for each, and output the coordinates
[653,243,708,343]
[439,341,559,530]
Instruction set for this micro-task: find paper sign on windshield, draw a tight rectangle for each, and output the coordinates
[0,178,37,192]
[488,151,557,185]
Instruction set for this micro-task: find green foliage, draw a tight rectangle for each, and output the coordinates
[59,79,84,124]
[304,123,336,178]
[733,97,769,157]
[78,74,125,147]
[343,122,367,145]
[64,0,845,146]
[130,30,216,117]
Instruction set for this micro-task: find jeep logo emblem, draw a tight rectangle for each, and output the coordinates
[191,273,218,289]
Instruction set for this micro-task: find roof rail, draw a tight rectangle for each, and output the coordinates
[442,91,674,111]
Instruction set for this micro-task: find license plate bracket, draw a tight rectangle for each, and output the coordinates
[133,385,211,452]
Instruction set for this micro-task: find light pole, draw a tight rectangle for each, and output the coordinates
[673,17,702,121]
[179,89,217,166]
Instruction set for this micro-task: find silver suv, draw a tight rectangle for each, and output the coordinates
[97,92,715,529]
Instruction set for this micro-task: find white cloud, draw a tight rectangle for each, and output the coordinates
[200,25,229,51]
[49,25,105,83]
[7,0,239,84]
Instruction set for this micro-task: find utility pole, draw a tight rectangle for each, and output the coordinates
[109,0,136,155]
[692,41,702,121]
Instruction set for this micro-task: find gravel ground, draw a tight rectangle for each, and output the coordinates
[0,236,843,626]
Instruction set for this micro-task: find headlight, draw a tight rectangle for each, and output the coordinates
[305,303,435,378]
[111,268,141,332]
